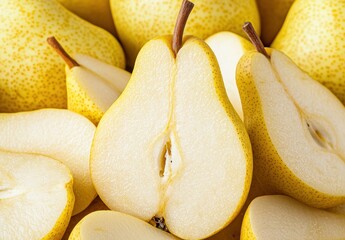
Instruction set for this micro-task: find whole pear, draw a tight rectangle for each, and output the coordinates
[272,0,345,105]
[0,0,125,112]
[110,0,260,68]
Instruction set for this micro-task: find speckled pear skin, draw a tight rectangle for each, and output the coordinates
[111,0,260,68]
[0,0,125,112]
[272,0,345,105]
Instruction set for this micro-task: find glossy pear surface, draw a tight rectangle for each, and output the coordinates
[91,36,252,239]
[110,0,260,67]
[237,49,345,208]
[272,0,345,105]
[0,0,125,112]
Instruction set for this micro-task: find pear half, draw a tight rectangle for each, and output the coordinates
[91,36,253,239]
[0,151,74,240]
[68,210,178,240]
[0,109,96,215]
[66,53,131,124]
[237,49,345,208]
[241,195,345,240]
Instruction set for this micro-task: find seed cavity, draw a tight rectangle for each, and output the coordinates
[159,140,172,177]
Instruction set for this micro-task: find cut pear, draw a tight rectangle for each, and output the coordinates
[68,210,179,240]
[91,35,252,239]
[241,195,345,240]
[0,109,96,215]
[206,31,254,120]
[237,49,345,208]
[0,151,74,239]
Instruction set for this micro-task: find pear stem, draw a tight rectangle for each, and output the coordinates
[242,22,270,58]
[172,0,194,55]
[47,36,79,69]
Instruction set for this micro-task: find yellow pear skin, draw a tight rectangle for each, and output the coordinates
[110,0,260,67]
[0,0,125,112]
[272,0,345,105]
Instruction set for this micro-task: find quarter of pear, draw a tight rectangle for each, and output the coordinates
[68,210,179,240]
[206,32,255,120]
[91,36,252,239]
[0,109,96,215]
[0,0,125,112]
[0,151,74,240]
[271,0,345,105]
[241,195,345,240]
[256,0,295,45]
[56,0,117,36]
[110,0,260,67]
[236,49,345,208]
[66,53,131,125]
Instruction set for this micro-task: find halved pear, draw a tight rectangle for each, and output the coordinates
[0,109,96,215]
[0,151,74,239]
[241,195,345,240]
[68,210,179,240]
[237,48,345,208]
[91,34,252,239]
[206,31,254,120]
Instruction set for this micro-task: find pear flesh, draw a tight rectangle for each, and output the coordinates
[241,195,345,240]
[0,151,74,240]
[237,49,345,208]
[91,37,252,239]
[0,109,96,215]
[69,210,178,239]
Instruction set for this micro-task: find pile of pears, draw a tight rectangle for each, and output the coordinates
[1,0,345,239]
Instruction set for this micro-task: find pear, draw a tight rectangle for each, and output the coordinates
[241,195,345,240]
[48,37,130,125]
[91,1,252,239]
[256,0,295,46]
[0,151,74,239]
[110,0,260,68]
[329,204,345,215]
[0,0,125,112]
[0,109,96,215]
[206,32,255,120]
[56,0,117,36]
[271,0,345,105]
[236,23,345,208]
[68,211,179,240]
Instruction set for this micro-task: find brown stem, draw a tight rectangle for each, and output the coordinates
[172,0,194,56]
[242,22,270,59]
[47,36,79,69]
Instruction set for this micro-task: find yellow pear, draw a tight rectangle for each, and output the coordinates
[241,195,345,240]
[272,0,345,105]
[91,2,252,239]
[0,151,74,239]
[0,109,96,215]
[110,0,260,68]
[0,0,125,112]
[256,0,295,46]
[56,0,117,36]
[237,23,345,208]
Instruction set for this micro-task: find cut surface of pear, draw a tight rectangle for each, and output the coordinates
[91,36,252,239]
[0,151,74,240]
[237,49,345,208]
[0,109,96,215]
[0,0,125,112]
[66,54,130,124]
[241,195,345,240]
[68,210,178,240]
[206,31,254,120]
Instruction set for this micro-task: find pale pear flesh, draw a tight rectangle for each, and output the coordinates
[237,49,345,208]
[0,151,74,240]
[91,37,252,239]
[206,32,254,120]
[0,109,96,215]
[68,210,178,240]
[241,195,345,240]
